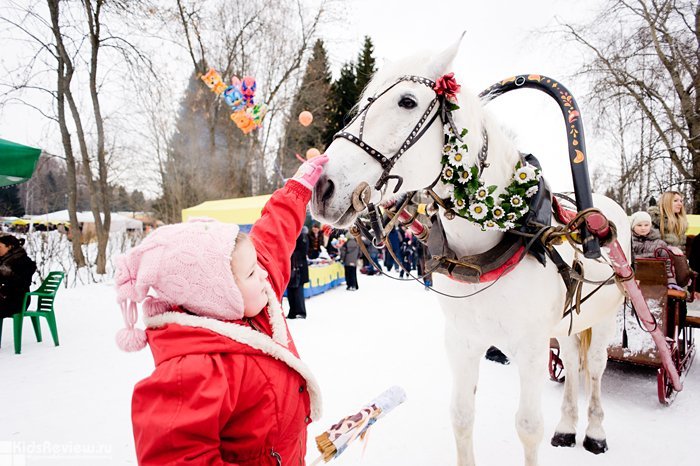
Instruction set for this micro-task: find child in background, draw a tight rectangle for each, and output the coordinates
[115,155,328,465]
[631,210,685,289]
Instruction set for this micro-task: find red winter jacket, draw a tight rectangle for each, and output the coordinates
[132,181,322,465]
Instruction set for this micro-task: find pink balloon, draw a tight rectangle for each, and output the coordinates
[298,111,313,127]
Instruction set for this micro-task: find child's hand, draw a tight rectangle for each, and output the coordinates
[291,154,329,190]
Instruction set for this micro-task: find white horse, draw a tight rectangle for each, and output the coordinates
[311,39,631,466]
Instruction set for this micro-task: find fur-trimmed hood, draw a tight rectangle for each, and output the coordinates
[142,281,322,421]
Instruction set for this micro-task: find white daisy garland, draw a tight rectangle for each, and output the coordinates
[440,124,541,231]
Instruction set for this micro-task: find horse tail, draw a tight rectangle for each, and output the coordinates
[578,327,592,395]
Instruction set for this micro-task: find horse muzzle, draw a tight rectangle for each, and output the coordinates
[311,177,371,228]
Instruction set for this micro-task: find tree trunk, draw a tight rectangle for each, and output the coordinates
[48,0,86,267]
[84,0,110,274]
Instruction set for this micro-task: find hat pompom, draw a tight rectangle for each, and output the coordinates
[116,300,147,352]
[116,327,147,352]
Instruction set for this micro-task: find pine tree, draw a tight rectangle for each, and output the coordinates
[355,36,376,95]
[324,62,359,147]
[279,40,333,179]
[0,185,25,217]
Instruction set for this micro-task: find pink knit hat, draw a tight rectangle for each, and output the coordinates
[114,219,243,351]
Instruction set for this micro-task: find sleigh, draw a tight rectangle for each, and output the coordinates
[550,252,698,405]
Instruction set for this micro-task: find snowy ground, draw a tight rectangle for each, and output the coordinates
[1,272,698,465]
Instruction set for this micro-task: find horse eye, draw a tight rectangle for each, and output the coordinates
[398,96,417,109]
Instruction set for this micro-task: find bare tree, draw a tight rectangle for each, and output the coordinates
[563,0,699,211]
[2,0,154,273]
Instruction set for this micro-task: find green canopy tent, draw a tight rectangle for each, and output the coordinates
[0,138,41,187]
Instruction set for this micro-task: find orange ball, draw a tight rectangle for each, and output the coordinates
[306,148,321,159]
[298,111,313,127]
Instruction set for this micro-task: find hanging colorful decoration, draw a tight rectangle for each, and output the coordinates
[298,110,313,127]
[200,68,268,135]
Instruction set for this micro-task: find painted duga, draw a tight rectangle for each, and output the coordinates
[311,38,631,466]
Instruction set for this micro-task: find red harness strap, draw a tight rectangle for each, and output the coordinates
[478,245,525,282]
[444,245,526,284]
[552,196,577,224]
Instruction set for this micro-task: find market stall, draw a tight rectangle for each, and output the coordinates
[0,138,41,187]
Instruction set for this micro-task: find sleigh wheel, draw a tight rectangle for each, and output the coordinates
[549,348,565,383]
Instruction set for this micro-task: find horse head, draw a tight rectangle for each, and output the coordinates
[311,36,486,228]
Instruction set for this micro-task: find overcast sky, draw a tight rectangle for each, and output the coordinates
[1,0,607,194]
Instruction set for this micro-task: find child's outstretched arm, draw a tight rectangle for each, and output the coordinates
[250,155,328,297]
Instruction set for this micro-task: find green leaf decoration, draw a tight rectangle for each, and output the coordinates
[438,121,542,231]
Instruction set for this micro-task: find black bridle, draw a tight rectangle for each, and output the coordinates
[333,75,448,194]
[333,73,489,249]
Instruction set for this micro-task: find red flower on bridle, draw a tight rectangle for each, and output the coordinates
[434,72,461,101]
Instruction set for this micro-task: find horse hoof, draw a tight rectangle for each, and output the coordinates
[485,346,510,365]
[550,432,576,447]
[583,436,608,454]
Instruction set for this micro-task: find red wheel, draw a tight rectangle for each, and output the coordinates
[657,367,676,405]
[549,348,565,383]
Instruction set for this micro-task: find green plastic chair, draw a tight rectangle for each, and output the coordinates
[0,271,65,354]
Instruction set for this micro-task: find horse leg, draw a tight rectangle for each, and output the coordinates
[512,339,548,466]
[444,324,486,466]
[551,335,580,447]
[582,318,615,454]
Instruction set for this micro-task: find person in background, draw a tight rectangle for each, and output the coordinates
[307,222,323,260]
[630,210,685,288]
[360,237,380,275]
[325,228,343,259]
[340,235,359,291]
[0,235,36,319]
[399,232,416,278]
[287,227,310,319]
[384,226,403,272]
[648,191,689,253]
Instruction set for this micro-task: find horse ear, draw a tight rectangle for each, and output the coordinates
[428,32,465,78]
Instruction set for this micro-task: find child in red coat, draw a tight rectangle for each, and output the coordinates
[115,155,328,465]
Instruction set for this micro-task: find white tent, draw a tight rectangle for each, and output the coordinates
[30,210,143,233]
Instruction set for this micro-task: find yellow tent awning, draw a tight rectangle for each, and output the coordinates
[182,194,272,225]
[687,214,700,236]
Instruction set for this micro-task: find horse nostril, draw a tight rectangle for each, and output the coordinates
[321,178,335,202]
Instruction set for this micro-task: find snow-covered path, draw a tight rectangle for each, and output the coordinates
[1,273,698,465]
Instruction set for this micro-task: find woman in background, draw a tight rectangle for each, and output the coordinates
[649,191,689,253]
[0,235,36,318]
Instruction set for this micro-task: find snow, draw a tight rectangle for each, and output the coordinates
[1,273,699,465]
[612,298,663,358]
